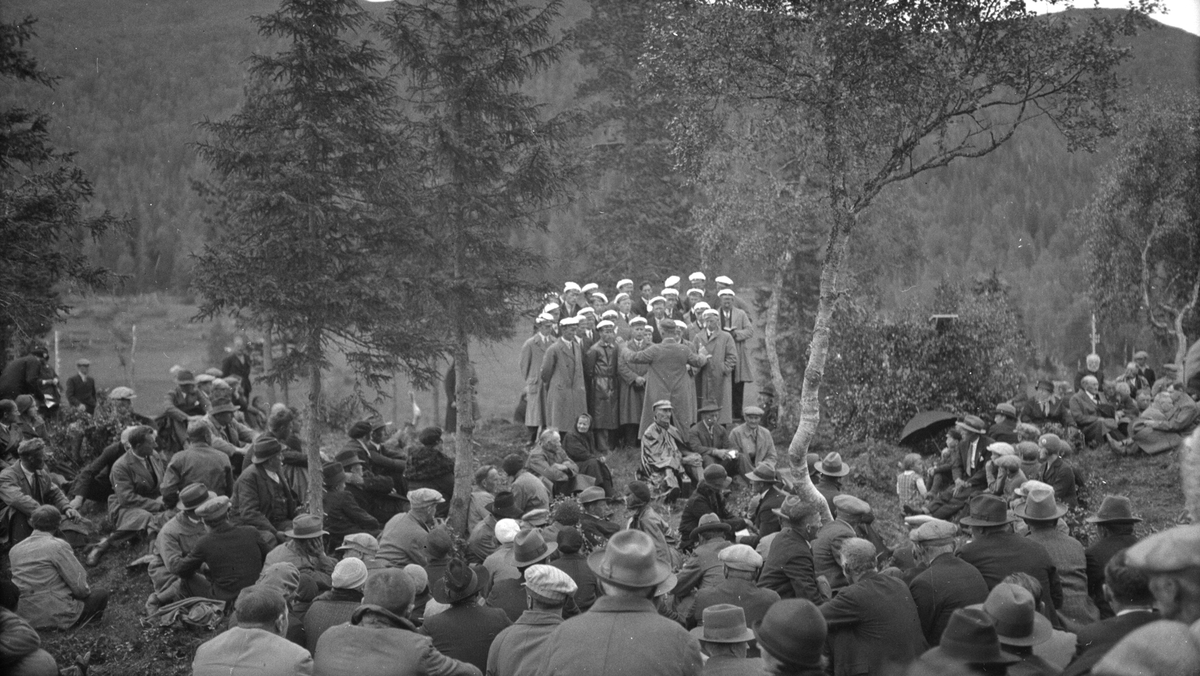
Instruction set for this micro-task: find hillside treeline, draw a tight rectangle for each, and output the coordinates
[3,0,1197,367]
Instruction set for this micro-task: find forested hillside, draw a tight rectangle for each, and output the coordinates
[3,0,1197,366]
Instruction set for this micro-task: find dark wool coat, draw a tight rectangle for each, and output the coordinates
[232,463,298,536]
[421,603,511,673]
[758,528,822,604]
[908,552,990,646]
[957,532,1063,619]
[820,571,928,676]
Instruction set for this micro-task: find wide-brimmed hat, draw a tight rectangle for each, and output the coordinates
[815,452,850,477]
[690,604,755,644]
[175,369,197,385]
[283,514,328,540]
[968,583,1052,647]
[753,599,827,669]
[1036,379,1055,393]
[957,415,988,435]
[744,462,780,484]
[431,558,490,604]
[587,529,672,589]
[179,483,212,511]
[251,437,283,463]
[577,486,610,506]
[1014,484,1068,522]
[692,513,732,538]
[511,529,557,567]
[487,491,524,519]
[333,448,366,468]
[703,464,731,488]
[210,400,238,415]
[922,608,1020,665]
[959,494,1016,527]
[1086,495,1142,524]
[322,462,346,488]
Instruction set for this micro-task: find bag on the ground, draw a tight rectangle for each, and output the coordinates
[140,596,226,631]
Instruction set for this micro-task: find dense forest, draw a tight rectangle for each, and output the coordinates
[3,0,1197,368]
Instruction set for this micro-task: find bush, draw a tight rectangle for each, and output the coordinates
[824,275,1032,443]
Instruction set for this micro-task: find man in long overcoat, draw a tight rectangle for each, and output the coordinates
[519,314,555,442]
[692,310,738,426]
[617,318,651,446]
[584,321,621,451]
[627,319,708,435]
[540,318,588,432]
[717,290,755,420]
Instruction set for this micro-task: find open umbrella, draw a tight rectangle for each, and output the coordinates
[899,410,957,450]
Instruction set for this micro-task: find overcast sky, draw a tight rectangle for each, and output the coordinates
[1030,0,1200,34]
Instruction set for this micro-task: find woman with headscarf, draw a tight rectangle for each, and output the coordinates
[562,414,614,496]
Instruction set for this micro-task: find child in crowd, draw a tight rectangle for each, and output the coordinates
[990,454,1027,500]
[896,453,928,515]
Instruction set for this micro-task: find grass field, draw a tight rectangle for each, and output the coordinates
[28,295,1189,674]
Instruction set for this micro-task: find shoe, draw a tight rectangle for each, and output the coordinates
[85,539,111,567]
[145,592,163,615]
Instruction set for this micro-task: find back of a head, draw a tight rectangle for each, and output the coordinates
[1105,549,1154,607]
[1003,572,1042,605]
[128,425,155,449]
[268,404,294,436]
[473,464,495,486]
[502,453,525,477]
[30,505,62,532]
[364,568,414,615]
[840,538,877,574]
[234,585,286,626]
[186,419,212,443]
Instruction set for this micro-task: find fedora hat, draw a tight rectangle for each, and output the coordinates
[1014,484,1068,522]
[179,483,212,511]
[321,462,346,488]
[692,513,732,538]
[1086,495,1142,524]
[815,452,850,477]
[703,464,731,488]
[968,583,1052,647]
[956,415,988,435]
[744,462,780,484]
[587,529,672,589]
[753,599,827,669]
[690,604,754,644]
[994,402,1018,419]
[959,494,1016,527]
[282,514,328,540]
[697,403,721,415]
[577,486,610,506]
[487,491,524,519]
[923,608,1020,665]
[430,558,489,604]
[511,529,557,567]
[333,448,365,469]
[210,400,238,415]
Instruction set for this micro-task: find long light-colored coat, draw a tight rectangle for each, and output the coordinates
[10,531,91,629]
[540,338,588,432]
[617,337,651,426]
[585,341,621,430]
[628,341,707,434]
[519,332,552,428]
[719,306,755,384]
[691,329,738,425]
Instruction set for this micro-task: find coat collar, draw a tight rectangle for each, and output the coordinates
[515,609,565,626]
[589,595,658,614]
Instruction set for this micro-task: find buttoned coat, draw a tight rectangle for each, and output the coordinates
[540,337,588,431]
[820,571,928,676]
[758,527,823,604]
[907,552,989,646]
[64,373,97,413]
[687,420,732,465]
[584,340,621,430]
[957,531,1062,618]
[486,609,563,676]
[1038,457,1079,507]
[627,341,707,434]
[691,329,738,425]
[616,338,651,426]
[232,463,298,536]
[193,626,313,676]
[717,306,754,384]
[519,333,552,428]
[378,510,432,567]
[108,449,166,531]
[535,595,703,676]
[0,462,71,545]
[812,518,856,591]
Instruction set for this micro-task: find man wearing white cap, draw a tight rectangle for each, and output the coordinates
[486,564,578,676]
[377,488,444,568]
[647,296,669,344]
[585,321,621,451]
[692,309,738,426]
[559,282,583,321]
[689,544,779,636]
[519,314,556,444]
[628,320,709,436]
[617,318,653,447]
[304,557,369,652]
[541,318,589,432]
[610,299,633,340]
[662,287,686,323]
[576,307,598,352]
[632,280,654,318]
[717,289,755,419]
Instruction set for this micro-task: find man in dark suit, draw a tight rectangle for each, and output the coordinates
[1062,549,1158,676]
[1070,375,1120,448]
[744,463,786,543]
[1021,379,1075,427]
[928,416,994,520]
[1084,496,1142,618]
[906,519,989,646]
[64,358,98,415]
[687,404,738,477]
[757,495,824,604]
[957,494,1062,621]
[1037,433,1079,508]
[820,538,927,676]
[0,347,49,405]
[220,336,253,400]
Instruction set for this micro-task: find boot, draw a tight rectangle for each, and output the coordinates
[86,538,112,567]
[145,591,164,615]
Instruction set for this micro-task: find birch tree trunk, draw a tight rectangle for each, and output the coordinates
[305,329,324,516]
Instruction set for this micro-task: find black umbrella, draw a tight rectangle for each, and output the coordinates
[899,410,957,450]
